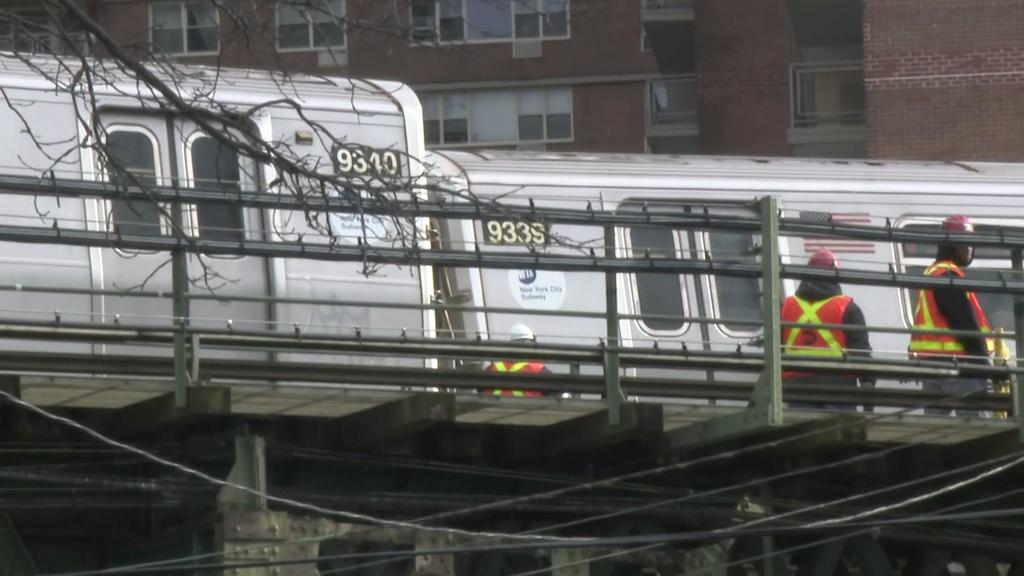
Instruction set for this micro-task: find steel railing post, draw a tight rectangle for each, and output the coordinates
[1013,249,1024,440]
[605,224,624,426]
[760,196,783,425]
[172,207,189,408]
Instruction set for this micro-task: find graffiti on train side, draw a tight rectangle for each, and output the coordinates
[300,284,371,335]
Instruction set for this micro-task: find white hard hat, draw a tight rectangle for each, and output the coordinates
[508,323,535,342]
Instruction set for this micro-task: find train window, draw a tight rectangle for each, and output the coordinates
[706,230,763,332]
[629,226,685,332]
[106,130,162,236]
[189,135,244,242]
[901,223,1017,260]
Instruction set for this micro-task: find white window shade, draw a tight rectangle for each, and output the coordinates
[469,92,516,142]
[422,94,441,120]
[443,94,467,119]
[547,88,571,114]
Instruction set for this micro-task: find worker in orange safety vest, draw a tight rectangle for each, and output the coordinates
[482,324,550,397]
[782,249,873,411]
[909,214,995,417]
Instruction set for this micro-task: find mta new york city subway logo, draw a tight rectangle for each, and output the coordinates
[508,269,566,311]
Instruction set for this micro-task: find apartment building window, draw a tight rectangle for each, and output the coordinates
[277,0,345,50]
[422,87,572,146]
[151,1,219,55]
[0,9,88,54]
[514,0,568,38]
[411,0,569,43]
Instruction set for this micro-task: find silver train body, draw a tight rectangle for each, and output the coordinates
[0,57,433,367]
[1,55,1022,398]
[426,150,1024,391]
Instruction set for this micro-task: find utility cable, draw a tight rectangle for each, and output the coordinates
[102,398,979,576]
[0,387,584,544]
[5,386,1008,574]
[49,506,1024,575]
[518,449,1024,575]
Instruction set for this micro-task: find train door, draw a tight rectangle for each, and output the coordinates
[694,204,767,362]
[93,112,269,359]
[620,216,702,355]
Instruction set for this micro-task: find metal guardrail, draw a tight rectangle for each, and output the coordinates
[0,174,1020,437]
[790,62,865,129]
[648,76,697,126]
[643,0,695,11]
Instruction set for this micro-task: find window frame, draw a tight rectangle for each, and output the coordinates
[422,87,574,148]
[409,0,570,45]
[697,220,766,338]
[149,1,221,56]
[894,215,1024,334]
[182,130,253,251]
[0,8,88,55]
[623,224,691,338]
[275,0,347,53]
[102,124,170,243]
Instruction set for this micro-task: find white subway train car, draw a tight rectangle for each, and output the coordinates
[426,150,1024,386]
[0,55,432,365]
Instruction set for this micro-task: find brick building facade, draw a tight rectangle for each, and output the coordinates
[6,0,1019,161]
[864,0,1024,161]
[73,0,684,155]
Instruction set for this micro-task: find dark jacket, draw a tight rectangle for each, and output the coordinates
[792,279,874,384]
[930,249,989,364]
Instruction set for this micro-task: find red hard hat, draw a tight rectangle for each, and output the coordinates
[942,214,974,233]
[807,249,839,269]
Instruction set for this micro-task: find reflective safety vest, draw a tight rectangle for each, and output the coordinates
[909,260,994,358]
[483,361,546,397]
[781,294,852,379]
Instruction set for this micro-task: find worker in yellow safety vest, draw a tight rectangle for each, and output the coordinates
[782,249,873,411]
[482,324,550,398]
[909,214,995,417]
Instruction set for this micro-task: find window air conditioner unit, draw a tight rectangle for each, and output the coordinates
[513,39,542,59]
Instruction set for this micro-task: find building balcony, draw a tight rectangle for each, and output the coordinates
[788,62,866,157]
[641,0,695,74]
[647,76,698,153]
[641,0,695,22]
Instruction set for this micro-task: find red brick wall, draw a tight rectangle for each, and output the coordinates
[346,1,659,84]
[549,82,647,153]
[865,0,1024,160]
[695,0,798,156]
[93,1,656,154]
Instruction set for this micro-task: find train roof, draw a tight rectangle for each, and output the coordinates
[428,150,1024,198]
[0,53,416,115]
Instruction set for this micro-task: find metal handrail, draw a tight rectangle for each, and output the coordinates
[0,317,1007,379]
[643,0,695,10]
[790,61,865,129]
[648,76,698,126]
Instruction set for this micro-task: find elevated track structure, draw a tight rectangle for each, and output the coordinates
[0,177,1023,576]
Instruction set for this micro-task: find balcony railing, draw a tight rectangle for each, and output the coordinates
[648,76,697,126]
[642,0,695,20]
[645,0,695,9]
[790,62,865,129]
